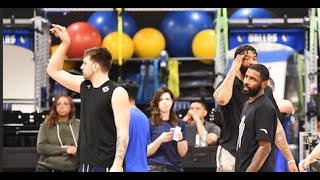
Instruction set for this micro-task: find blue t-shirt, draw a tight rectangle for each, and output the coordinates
[147,119,186,172]
[125,107,150,172]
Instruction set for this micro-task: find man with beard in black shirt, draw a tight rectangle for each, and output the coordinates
[236,64,276,172]
[213,45,298,172]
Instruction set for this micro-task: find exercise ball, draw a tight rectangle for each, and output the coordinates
[133,28,166,58]
[51,45,77,70]
[230,8,273,19]
[66,22,102,58]
[87,11,138,38]
[160,11,214,57]
[192,29,216,65]
[50,45,68,59]
[63,62,77,70]
[102,32,134,65]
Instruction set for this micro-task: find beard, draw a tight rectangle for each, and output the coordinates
[240,65,248,76]
[242,84,261,97]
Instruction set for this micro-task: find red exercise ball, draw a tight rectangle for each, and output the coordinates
[66,22,102,58]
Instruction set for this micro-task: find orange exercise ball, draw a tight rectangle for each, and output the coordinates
[51,45,77,70]
[66,22,102,58]
[133,27,166,58]
[102,32,134,65]
[50,45,68,59]
[192,29,216,65]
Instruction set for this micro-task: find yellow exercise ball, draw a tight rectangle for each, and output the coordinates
[51,45,77,70]
[50,45,68,59]
[133,27,165,58]
[102,32,134,65]
[192,29,216,65]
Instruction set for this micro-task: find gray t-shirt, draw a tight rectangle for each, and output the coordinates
[185,121,221,147]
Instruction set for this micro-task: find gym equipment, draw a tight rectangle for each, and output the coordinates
[137,64,147,102]
[230,8,273,19]
[50,45,67,58]
[66,21,102,58]
[160,11,214,57]
[158,50,169,87]
[192,29,216,64]
[144,63,155,102]
[153,59,160,94]
[299,131,320,172]
[214,8,229,90]
[167,60,180,99]
[3,16,50,112]
[102,32,134,65]
[133,27,166,58]
[87,11,138,38]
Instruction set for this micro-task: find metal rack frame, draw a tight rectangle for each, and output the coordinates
[299,131,319,166]
[304,8,319,133]
[33,16,50,112]
[3,16,50,112]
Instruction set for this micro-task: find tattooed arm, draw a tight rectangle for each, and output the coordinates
[110,87,130,172]
[275,118,298,172]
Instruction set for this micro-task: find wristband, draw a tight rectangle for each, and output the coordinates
[288,160,295,164]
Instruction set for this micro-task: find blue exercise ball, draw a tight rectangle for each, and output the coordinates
[160,11,214,57]
[87,11,138,38]
[230,8,273,19]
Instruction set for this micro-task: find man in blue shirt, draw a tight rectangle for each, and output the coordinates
[119,80,150,172]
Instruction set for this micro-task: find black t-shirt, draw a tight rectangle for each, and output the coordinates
[216,77,281,157]
[235,95,277,172]
[78,80,119,167]
[264,86,283,124]
[217,77,247,156]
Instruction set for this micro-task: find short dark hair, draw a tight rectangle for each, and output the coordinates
[234,44,258,59]
[83,46,113,72]
[248,64,270,81]
[118,79,139,100]
[191,100,207,109]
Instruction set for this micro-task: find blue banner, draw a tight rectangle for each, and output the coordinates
[229,29,305,52]
[3,29,33,50]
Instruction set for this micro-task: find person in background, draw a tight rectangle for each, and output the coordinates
[36,95,80,172]
[183,100,220,147]
[267,77,297,172]
[118,80,150,172]
[47,24,130,172]
[213,44,298,172]
[267,78,295,118]
[147,87,188,172]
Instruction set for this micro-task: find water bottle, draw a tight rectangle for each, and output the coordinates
[200,131,208,147]
[195,134,200,147]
